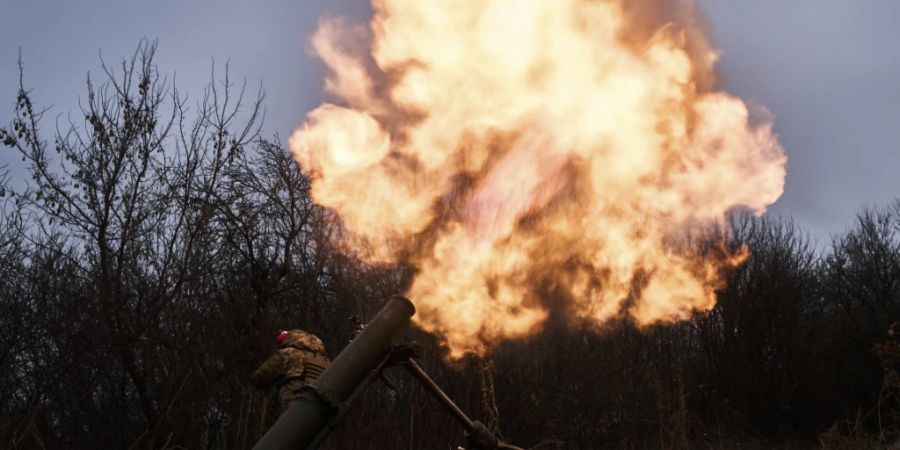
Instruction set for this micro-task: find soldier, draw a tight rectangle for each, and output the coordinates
[251,329,331,416]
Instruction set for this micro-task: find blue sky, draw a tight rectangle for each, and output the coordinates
[699,0,900,242]
[1,0,898,244]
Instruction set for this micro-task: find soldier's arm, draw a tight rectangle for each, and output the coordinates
[250,351,285,388]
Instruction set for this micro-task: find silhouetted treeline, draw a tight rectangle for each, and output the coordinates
[2,43,899,449]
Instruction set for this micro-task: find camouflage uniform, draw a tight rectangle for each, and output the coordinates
[251,330,331,416]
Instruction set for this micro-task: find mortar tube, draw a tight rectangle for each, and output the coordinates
[252,295,416,450]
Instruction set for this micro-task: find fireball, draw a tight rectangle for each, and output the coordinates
[291,0,787,358]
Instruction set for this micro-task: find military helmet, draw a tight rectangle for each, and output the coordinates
[279,329,326,353]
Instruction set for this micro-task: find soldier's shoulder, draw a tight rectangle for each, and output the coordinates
[280,346,311,358]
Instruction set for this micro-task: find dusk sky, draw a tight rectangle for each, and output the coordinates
[1,0,898,245]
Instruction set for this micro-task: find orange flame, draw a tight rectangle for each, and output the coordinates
[291,0,787,358]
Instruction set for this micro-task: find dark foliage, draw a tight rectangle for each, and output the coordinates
[2,43,899,449]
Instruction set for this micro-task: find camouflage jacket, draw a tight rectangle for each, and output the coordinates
[250,330,330,389]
